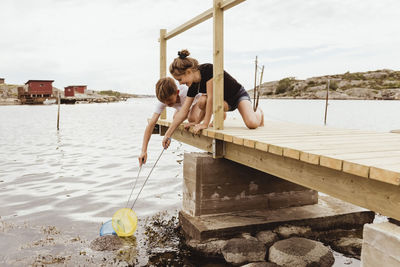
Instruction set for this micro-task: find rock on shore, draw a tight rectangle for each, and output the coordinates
[249,69,400,100]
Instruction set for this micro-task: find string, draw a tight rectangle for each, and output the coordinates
[130,147,166,210]
[125,165,143,208]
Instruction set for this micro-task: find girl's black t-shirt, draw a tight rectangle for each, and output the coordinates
[187,63,242,101]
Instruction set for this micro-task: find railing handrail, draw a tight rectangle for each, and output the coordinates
[164,0,245,40]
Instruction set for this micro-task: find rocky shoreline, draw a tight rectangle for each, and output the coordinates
[0,83,150,105]
[249,69,400,100]
[85,210,371,266]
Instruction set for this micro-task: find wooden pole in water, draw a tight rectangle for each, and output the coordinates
[253,56,258,111]
[57,89,61,130]
[255,65,264,110]
[324,79,330,125]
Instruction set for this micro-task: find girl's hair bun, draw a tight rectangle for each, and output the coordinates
[178,49,190,59]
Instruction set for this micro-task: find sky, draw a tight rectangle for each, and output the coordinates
[1,0,399,94]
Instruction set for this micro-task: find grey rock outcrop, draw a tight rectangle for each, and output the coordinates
[250,69,400,100]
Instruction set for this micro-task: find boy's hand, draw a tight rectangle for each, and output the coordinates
[193,123,208,134]
[138,152,147,167]
[162,136,171,149]
[184,122,196,130]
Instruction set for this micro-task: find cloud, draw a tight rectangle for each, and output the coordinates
[0,0,399,93]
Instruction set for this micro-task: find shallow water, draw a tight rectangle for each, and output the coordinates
[1,99,399,265]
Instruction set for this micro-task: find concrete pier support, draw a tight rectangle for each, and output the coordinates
[180,152,374,241]
[183,152,318,217]
[361,222,400,267]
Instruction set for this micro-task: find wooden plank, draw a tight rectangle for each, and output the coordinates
[224,142,400,221]
[164,0,245,40]
[213,0,224,130]
[268,144,283,156]
[159,29,167,119]
[300,146,400,172]
[164,1,245,40]
[165,8,213,40]
[255,141,268,152]
[243,139,255,148]
[299,152,320,165]
[320,151,400,172]
[342,157,400,180]
[252,134,400,145]
[319,155,342,170]
[221,131,233,142]
[221,0,246,10]
[233,136,244,145]
[370,163,400,185]
[301,144,400,155]
[283,148,301,160]
[266,140,400,153]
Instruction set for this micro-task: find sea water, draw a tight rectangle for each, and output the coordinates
[1,99,399,265]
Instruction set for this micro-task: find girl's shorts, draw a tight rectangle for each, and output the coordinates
[227,87,251,111]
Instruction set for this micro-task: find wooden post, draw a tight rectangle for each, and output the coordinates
[160,29,167,119]
[253,56,258,111]
[324,79,330,125]
[57,89,60,130]
[256,65,264,110]
[213,0,224,130]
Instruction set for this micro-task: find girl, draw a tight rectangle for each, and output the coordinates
[162,49,263,149]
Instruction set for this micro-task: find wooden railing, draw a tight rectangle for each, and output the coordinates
[159,0,246,129]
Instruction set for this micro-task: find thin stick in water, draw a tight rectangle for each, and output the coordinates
[324,79,330,125]
[253,56,258,111]
[57,90,61,130]
[256,65,264,110]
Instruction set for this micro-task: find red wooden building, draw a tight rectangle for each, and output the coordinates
[65,85,87,95]
[64,86,75,97]
[25,80,54,96]
[25,80,54,97]
[18,80,55,104]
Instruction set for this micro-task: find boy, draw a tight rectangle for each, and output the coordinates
[138,77,201,166]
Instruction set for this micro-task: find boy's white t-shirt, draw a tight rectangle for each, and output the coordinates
[154,84,192,114]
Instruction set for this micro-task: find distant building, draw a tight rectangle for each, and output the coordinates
[25,80,54,96]
[65,85,87,95]
[64,86,75,97]
[0,78,4,84]
[18,80,55,104]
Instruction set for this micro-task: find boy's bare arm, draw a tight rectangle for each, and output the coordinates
[139,112,160,166]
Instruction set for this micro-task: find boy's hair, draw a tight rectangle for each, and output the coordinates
[169,49,199,76]
[155,77,177,102]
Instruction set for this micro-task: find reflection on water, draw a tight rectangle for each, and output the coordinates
[0,99,399,265]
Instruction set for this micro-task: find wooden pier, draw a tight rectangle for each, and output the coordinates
[157,1,400,265]
[157,118,400,222]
